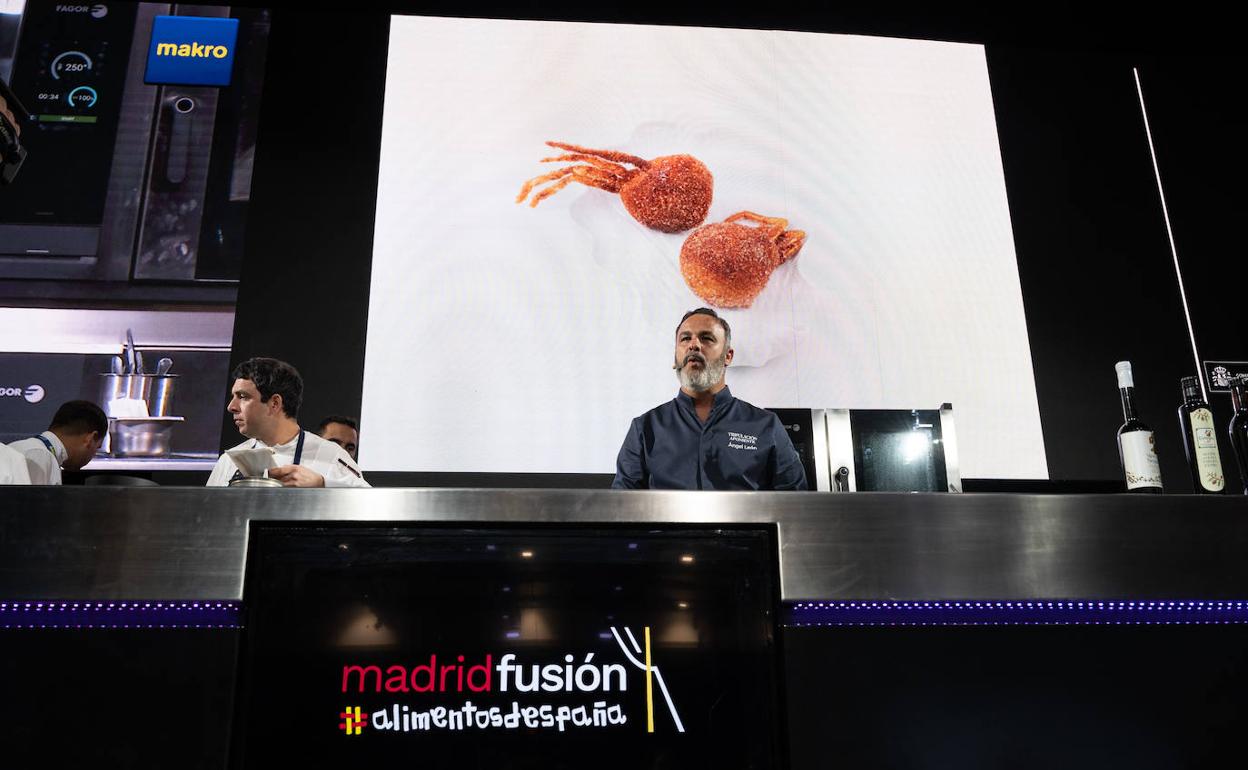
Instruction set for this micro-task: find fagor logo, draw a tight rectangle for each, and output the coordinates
[154,42,230,59]
[145,16,239,87]
[56,4,107,15]
[1,385,45,403]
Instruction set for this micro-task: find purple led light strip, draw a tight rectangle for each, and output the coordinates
[7,599,1246,629]
[0,600,242,629]
[784,600,1248,627]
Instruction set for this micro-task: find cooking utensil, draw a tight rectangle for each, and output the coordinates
[155,357,173,376]
[135,350,144,376]
[146,374,178,417]
[229,477,283,488]
[125,329,136,374]
[108,416,184,458]
[110,356,123,375]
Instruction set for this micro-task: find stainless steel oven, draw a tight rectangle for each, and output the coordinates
[766,406,963,492]
[0,1,268,301]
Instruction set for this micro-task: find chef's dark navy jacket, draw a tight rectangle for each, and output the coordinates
[612,386,808,490]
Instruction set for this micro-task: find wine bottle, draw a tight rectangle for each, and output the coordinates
[1229,375,1248,495]
[1115,361,1162,493]
[1177,376,1224,494]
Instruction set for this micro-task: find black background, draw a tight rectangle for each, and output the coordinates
[7,10,1247,768]
[785,624,1248,769]
[216,1,1245,491]
[6,9,1245,769]
[5,618,1246,768]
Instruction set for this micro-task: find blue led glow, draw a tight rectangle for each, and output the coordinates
[0,600,242,629]
[783,600,1248,627]
[66,85,97,108]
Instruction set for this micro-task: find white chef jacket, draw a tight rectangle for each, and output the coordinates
[0,443,32,485]
[206,429,370,488]
[6,431,66,485]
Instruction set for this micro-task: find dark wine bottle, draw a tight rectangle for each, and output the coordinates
[1177,376,1225,494]
[1115,361,1162,493]
[1229,375,1248,495]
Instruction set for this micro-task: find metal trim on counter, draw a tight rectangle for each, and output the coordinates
[825,409,856,491]
[1,488,1246,601]
[938,404,962,493]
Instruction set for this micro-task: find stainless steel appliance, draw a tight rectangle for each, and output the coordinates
[767,406,962,492]
[825,405,962,492]
[0,1,269,302]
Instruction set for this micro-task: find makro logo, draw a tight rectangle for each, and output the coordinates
[144,15,239,87]
[337,625,684,737]
[155,41,230,59]
[1,385,45,404]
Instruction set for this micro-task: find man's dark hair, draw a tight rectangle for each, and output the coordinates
[231,357,303,418]
[48,400,108,437]
[676,307,732,347]
[316,415,358,433]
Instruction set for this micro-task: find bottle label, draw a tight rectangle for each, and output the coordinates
[1120,430,1163,489]
[1188,408,1225,491]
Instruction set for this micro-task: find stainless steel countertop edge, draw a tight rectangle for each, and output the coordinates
[2,487,1247,601]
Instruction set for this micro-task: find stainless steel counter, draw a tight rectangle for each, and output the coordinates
[1,487,1246,601]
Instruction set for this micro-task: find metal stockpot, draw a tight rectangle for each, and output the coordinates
[108,416,184,457]
[229,476,283,488]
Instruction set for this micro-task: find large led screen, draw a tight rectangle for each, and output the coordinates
[363,17,1047,479]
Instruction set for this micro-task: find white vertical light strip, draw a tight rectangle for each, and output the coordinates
[0,308,236,353]
[1134,67,1206,400]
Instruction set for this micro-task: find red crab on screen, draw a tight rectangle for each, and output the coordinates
[516,141,713,233]
[679,211,806,308]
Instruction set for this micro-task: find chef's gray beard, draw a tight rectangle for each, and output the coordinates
[677,352,727,392]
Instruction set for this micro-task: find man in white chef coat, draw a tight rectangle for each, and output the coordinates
[206,357,369,487]
[1,442,32,485]
[6,400,107,485]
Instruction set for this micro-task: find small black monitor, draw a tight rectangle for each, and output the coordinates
[852,409,950,492]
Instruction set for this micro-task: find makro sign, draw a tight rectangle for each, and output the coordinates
[144,15,239,87]
[337,626,684,737]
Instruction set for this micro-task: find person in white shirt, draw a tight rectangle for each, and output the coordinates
[206,357,369,488]
[6,400,107,485]
[1,442,32,485]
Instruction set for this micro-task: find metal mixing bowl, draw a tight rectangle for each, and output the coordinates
[109,417,185,458]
